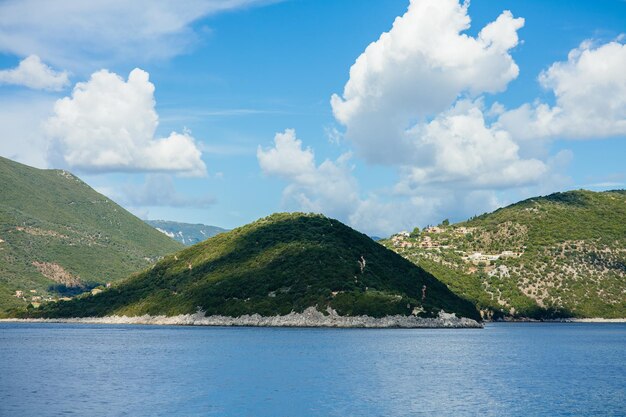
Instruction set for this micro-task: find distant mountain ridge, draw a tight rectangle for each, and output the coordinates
[146,220,228,246]
[382,189,626,319]
[0,156,183,317]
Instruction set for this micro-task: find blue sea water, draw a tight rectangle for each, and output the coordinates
[0,323,624,417]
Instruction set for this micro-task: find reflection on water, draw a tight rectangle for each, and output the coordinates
[1,323,624,417]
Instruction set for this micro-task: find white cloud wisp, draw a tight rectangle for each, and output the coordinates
[0,55,69,91]
[0,0,281,70]
[112,174,216,209]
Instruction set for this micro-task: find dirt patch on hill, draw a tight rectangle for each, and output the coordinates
[32,261,82,287]
[16,226,68,239]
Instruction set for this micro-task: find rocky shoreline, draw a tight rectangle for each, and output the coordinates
[507,318,626,323]
[0,307,483,329]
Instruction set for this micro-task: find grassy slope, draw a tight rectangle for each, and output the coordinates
[0,156,183,317]
[467,190,625,246]
[36,213,480,320]
[383,190,626,319]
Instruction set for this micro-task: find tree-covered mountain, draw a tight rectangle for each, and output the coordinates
[145,220,228,246]
[0,156,183,317]
[382,190,626,319]
[34,213,480,321]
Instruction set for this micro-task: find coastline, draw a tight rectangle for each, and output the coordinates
[489,317,626,323]
[0,307,483,329]
[546,318,626,323]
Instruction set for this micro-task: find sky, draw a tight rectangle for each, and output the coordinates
[0,0,624,236]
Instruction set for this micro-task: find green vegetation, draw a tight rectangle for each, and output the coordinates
[382,190,626,319]
[6,154,619,321]
[145,220,228,246]
[0,156,183,317]
[34,213,480,320]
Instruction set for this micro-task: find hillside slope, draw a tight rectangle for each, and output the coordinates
[146,220,227,246]
[382,190,626,319]
[35,213,480,321]
[0,156,183,316]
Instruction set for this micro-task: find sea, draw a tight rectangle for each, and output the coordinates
[0,322,624,417]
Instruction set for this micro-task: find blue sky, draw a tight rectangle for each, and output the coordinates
[0,0,624,235]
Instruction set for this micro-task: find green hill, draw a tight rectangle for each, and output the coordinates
[33,213,480,321]
[0,156,183,317]
[146,220,228,246]
[382,190,626,319]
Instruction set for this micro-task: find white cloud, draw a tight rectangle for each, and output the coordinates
[254,2,625,237]
[330,0,524,164]
[101,174,216,209]
[257,129,316,180]
[257,129,360,220]
[326,0,540,208]
[0,0,281,70]
[498,40,626,140]
[256,1,570,236]
[397,100,547,190]
[256,129,568,236]
[256,129,515,235]
[46,68,206,176]
[0,55,69,91]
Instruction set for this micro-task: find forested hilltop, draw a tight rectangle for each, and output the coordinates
[0,156,183,317]
[33,213,480,321]
[382,190,626,319]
